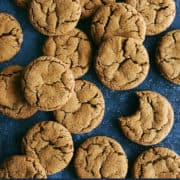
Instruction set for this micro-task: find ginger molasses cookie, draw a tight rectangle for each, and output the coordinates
[0,13,23,63]
[22,121,74,175]
[14,0,30,8]
[54,80,105,134]
[119,91,174,146]
[95,36,149,90]
[43,29,92,79]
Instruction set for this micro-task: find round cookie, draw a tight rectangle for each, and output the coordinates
[156,30,180,84]
[91,3,146,45]
[125,0,176,35]
[29,0,81,36]
[14,0,30,8]
[95,36,149,90]
[0,65,37,119]
[133,147,180,178]
[22,121,74,175]
[119,91,174,146]
[43,29,92,79]
[0,13,23,63]
[74,136,128,178]
[22,56,75,111]
[54,80,105,134]
[0,155,47,178]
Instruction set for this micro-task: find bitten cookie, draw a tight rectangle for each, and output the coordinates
[22,56,75,111]
[29,0,81,36]
[133,147,180,178]
[74,136,128,178]
[125,0,176,35]
[54,80,105,134]
[0,155,47,178]
[0,13,23,63]
[95,36,149,90]
[91,3,146,45]
[43,29,92,79]
[156,30,180,84]
[14,0,30,8]
[119,91,174,146]
[0,65,37,119]
[22,121,74,175]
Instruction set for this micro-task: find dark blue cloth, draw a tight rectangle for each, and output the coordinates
[0,0,179,178]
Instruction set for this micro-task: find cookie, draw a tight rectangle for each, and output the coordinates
[133,147,180,178]
[29,0,81,36]
[119,91,174,146]
[74,136,128,178]
[80,0,115,19]
[54,80,105,134]
[14,0,30,8]
[156,30,180,84]
[0,65,37,119]
[95,36,149,90]
[91,3,146,45]
[0,13,23,63]
[0,155,47,178]
[43,29,92,79]
[22,56,75,111]
[125,0,176,35]
[22,121,74,175]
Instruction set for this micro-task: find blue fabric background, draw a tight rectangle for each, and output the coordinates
[0,0,179,178]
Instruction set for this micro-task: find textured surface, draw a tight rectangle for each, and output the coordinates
[14,0,30,8]
[0,0,179,178]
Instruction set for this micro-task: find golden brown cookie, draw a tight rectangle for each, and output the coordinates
[22,56,75,111]
[0,65,37,119]
[0,155,47,178]
[125,0,176,35]
[91,3,146,45]
[29,0,81,36]
[43,29,92,79]
[74,136,128,178]
[14,0,30,8]
[119,91,174,146]
[22,121,74,175]
[156,30,180,84]
[95,36,149,90]
[133,147,180,178]
[0,13,23,63]
[54,80,105,134]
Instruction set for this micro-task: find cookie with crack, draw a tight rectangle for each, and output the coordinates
[91,3,146,45]
[74,136,128,178]
[119,91,174,146]
[0,155,47,178]
[43,29,92,79]
[54,80,105,134]
[133,147,180,178]
[22,121,74,175]
[125,0,176,35]
[0,13,23,63]
[29,0,81,36]
[22,56,75,111]
[14,0,30,8]
[95,36,149,90]
[0,65,37,119]
[156,30,180,84]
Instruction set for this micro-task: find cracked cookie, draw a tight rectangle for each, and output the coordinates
[29,0,81,36]
[54,80,105,134]
[95,36,149,90]
[22,121,74,175]
[156,30,180,84]
[133,147,180,178]
[91,3,146,45]
[0,13,23,63]
[43,29,92,79]
[22,56,75,111]
[74,136,128,178]
[0,65,37,119]
[14,0,30,8]
[119,91,174,146]
[0,155,47,178]
[125,0,176,35]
